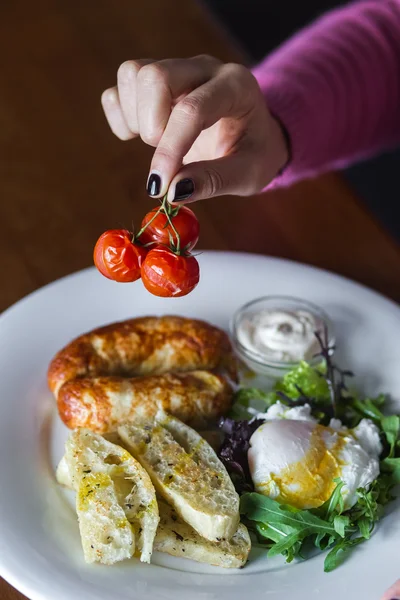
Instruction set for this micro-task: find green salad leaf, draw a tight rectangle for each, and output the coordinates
[316,478,345,519]
[241,493,341,538]
[324,537,365,572]
[241,473,395,572]
[275,360,330,402]
[381,415,400,457]
[381,457,400,483]
[225,334,400,573]
[229,387,276,419]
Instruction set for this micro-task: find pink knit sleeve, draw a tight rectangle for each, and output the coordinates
[252,0,400,188]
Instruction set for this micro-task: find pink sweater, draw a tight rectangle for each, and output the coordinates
[253,0,400,188]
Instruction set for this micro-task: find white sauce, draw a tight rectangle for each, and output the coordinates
[237,309,323,363]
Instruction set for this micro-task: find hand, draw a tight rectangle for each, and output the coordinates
[101,55,289,203]
[381,579,400,600]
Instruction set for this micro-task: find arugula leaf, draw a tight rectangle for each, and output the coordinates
[348,485,380,527]
[381,457,400,483]
[241,493,345,538]
[267,530,311,557]
[316,478,345,520]
[256,521,297,544]
[381,415,400,457]
[333,515,349,538]
[314,532,337,551]
[351,398,384,422]
[324,537,365,573]
[241,478,389,572]
[358,517,372,539]
[285,539,304,563]
[371,393,386,407]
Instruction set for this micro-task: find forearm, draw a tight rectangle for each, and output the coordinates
[253,0,400,187]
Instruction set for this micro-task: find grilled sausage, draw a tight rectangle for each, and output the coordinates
[57,371,233,433]
[48,316,238,397]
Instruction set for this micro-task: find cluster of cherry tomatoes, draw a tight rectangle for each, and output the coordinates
[93,199,200,297]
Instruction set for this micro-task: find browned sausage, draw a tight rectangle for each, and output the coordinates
[48,316,238,397]
[57,371,233,433]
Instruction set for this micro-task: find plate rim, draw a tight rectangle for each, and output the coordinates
[1,250,399,600]
[2,250,399,322]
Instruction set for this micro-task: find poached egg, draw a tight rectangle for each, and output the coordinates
[248,402,382,510]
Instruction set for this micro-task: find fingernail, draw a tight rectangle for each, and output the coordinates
[173,179,194,202]
[147,173,161,196]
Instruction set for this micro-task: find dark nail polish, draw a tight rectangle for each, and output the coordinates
[147,173,161,196]
[174,179,195,201]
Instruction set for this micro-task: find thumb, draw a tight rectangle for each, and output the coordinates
[166,153,269,204]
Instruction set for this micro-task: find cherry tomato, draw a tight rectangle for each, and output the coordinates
[139,206,200,251]
[94,229,147,283]
[141,247,200,297]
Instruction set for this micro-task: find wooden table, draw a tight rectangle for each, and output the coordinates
[1,1,399,598]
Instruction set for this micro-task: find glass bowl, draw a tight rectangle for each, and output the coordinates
[230,295,335,379]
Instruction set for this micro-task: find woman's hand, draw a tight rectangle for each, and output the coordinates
[101,55,289,203]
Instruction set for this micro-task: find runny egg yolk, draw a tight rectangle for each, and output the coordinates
[263,425,344,509]
[248,421,347,509]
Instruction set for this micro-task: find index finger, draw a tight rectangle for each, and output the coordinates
[148,63,254,198]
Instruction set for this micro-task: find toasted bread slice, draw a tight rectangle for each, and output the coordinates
[155,500,250,568]
[56,459,250,569]
[62,429,159,564]
[118,412,239,542]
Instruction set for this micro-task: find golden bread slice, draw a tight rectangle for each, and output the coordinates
[155,500,250,568]
[57,452,251,569]
[62,429,159,564]
[118,411,239,542]
[57,448,249,568]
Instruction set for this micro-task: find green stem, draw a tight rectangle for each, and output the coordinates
[134,193,182,254]
[161,195,181,253]
[135,199,164,240]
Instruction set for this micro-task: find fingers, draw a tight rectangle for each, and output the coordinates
[166,152,263,204]
[101,55,220,144]
[149,63,256,197]
[101,58,265,202]
[101,87,133,141]
[117,59,155,134]
[101,59,154,140]
[136,56,220,147]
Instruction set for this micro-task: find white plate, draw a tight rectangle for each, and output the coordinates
[1,251,399,600]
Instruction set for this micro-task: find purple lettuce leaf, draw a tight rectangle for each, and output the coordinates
[217,416,264,493]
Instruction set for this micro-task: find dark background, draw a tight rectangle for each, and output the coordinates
[203,0,400,242]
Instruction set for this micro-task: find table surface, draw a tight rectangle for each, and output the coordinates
[1,0,400,598]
